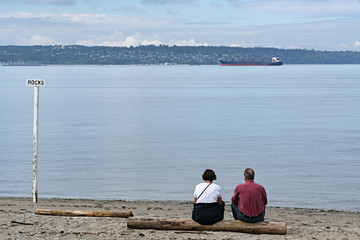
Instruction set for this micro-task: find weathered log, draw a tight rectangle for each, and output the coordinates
[127,217,287,235]
[35,209,133,218]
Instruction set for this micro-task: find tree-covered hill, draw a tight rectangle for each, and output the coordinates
[1,45,360,65]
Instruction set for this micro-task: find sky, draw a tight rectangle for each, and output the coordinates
[0,0,359,50]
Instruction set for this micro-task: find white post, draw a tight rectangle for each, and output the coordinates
[32,86,39,203]
[26,79,45,203]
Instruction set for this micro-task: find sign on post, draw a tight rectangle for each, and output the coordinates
[26,79,46,87]
[26,79,46,203]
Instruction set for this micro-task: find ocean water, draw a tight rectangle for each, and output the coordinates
[0,64,359,212]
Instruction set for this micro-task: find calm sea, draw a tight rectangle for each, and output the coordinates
[0,65,359,212]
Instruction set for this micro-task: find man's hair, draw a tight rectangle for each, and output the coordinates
[244,168,255,180]
[202,169,217,181]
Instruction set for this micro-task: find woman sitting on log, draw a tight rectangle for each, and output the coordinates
[192,169,225,225]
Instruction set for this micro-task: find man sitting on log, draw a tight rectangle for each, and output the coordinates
[231,168,267,223]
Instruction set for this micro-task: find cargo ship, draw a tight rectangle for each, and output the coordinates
[220,57,283,66]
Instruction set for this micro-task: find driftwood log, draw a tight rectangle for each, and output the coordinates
[127,217,287,235]
[35,209,133,218]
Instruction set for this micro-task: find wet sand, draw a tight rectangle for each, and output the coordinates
[1,197,359,239]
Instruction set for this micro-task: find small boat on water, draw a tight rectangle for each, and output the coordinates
[220,57,283,66]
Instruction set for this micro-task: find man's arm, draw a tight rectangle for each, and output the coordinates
[231,186,239,203]
[261,186,268,205]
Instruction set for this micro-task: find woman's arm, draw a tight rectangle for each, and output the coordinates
[217,196,223,205]
[194,197,197,203]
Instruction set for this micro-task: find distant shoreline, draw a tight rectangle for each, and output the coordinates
[2,63,360,67]
[1,45,360,65]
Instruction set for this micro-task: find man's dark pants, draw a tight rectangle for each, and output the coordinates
[231,203,265,223]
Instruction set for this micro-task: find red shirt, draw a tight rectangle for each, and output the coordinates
[231,180,267,216]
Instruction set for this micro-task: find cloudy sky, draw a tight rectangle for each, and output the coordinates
[0,0,359,50]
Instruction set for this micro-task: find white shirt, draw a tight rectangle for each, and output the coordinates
[194,182,222,203]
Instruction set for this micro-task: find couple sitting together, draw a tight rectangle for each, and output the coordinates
[192,168,267,225]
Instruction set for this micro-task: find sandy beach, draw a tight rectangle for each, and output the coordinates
[1,197,359,239]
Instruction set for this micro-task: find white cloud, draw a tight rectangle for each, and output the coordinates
[97,35,140,47]
[114,4,146,14]
[141,0,196,5]
[75,32,161,47]
[0,12,178,28]
[1,12,39,19]
[107,31,124,42]
[122,36,140,47]
[2,0,75,4]
[0,6,359,50]
[74,33,208,47]
[0,11,187,46]
[141,39,164,46]
[229,43,266,48]
[24,35,62,45]
[244,0,360,15]
[75,40,97,46]
[169,38,209,46]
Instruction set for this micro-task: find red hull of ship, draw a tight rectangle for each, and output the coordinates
[220,63,278,66]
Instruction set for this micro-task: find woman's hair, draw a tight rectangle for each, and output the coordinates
[202,169,217,181]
